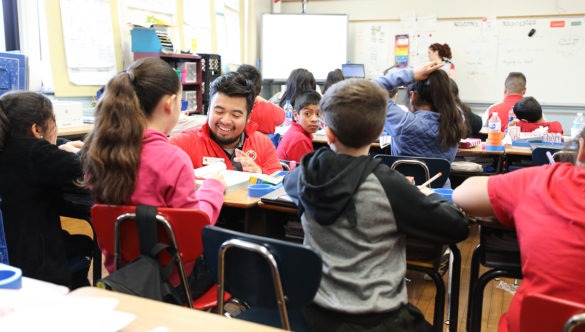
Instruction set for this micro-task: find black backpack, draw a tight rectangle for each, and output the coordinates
[97,205,185,305]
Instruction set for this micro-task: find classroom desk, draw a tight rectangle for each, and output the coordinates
[504,144,532,156]
[57,124,94,139]
[223,185,260,208]
[68,287,283,332]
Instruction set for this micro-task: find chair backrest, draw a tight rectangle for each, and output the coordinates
[202,225,322,313]
[521,293,585,332]
[91,205,210,266]
[531,147,562,165]
[266,133,281,148]
[374,154,451,188]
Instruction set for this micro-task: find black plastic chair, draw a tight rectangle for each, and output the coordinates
[202,226,322,331]
[374,154,460,332]
[59,191,102,285]
[467,225,523,332]
[531,147,562,165]
[374,154,451,188]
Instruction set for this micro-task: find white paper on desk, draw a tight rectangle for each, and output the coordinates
[0,290,135,331]
[194,165,257,188]
[379,135,392,148]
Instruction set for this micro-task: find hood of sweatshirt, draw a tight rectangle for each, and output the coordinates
[284,147,380,227]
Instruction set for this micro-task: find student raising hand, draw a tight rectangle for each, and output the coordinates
[412,61,445,81]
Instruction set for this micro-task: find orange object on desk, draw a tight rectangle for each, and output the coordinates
[487,131,504,146]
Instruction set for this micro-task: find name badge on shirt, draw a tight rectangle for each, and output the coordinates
[203,157,225,166]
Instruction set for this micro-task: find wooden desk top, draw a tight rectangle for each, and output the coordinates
[69,287,283,331]
[504,144,533,156]
[57,124,94,137]
[223,185,260,208]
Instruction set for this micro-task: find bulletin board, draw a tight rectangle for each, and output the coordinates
[349,15,585,106]
[46,0,123,97]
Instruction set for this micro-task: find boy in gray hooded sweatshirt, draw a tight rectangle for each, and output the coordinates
[283,63,469,332]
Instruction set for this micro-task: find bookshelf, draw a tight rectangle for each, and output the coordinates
[133,52,203,114]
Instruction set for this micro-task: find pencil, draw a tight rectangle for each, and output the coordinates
[417,172,442,188]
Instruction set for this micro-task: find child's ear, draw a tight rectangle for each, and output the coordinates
[325,127,336,144]
[293,110,299,122]
[164,94,176,114]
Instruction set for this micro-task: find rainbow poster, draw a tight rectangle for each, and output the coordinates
[394,34,409,68]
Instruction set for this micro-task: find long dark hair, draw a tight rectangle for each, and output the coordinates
[279,68,316,108]
[81,57,180,204]
[450,79,472,137]
[0,91,54,151]
[410,70,465,148]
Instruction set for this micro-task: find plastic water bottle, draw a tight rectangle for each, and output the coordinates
[487,112,503,150]
[506,108,516,134]
[488,112,502,133]
[283,100,294,126]
[571,112,585,139]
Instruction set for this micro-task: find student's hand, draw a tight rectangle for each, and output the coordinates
[509,118,520,126]
[419,185,434,196]
[412,61,444,81]
[405,176,415,185]
[234,149,262,174]
[58,140,83,153]
[208,171,226,189]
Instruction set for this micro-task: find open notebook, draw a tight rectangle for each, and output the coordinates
[260,185,296,209]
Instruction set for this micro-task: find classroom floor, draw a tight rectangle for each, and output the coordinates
[61,218,515,332]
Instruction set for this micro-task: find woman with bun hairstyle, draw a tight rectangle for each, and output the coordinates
[428,43,456,80]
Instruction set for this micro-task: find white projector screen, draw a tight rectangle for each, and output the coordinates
[261,14,348,81]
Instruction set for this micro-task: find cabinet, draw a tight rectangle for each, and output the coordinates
[133,52,203,114]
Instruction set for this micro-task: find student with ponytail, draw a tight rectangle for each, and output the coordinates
[377,66,466,183]
[81,57,225,273]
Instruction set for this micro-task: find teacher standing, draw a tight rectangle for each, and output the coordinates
[428,43,456,80]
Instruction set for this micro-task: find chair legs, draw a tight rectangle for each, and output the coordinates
[466,244,522,332]
[407,264,445,332]
[446,244,461,332]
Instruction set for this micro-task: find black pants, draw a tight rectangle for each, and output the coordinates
[302,302,433,332]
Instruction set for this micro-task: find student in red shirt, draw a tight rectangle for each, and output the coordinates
[511,96,564,134]
[236,64,285,134]
[453,128,585,332]
[277,91,321,163]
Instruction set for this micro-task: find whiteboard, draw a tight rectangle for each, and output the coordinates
[262,14,348,81]
[350,16,585,106]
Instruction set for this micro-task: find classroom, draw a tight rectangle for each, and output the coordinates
[1,1,585,331]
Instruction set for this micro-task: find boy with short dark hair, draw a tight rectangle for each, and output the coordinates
[512,96,564,134]
[276,90,321,163]
[283,66,469,331]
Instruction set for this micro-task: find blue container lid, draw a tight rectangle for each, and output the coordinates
[248,184,276,197]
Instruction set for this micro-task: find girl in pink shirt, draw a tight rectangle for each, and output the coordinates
[81,58,225,274]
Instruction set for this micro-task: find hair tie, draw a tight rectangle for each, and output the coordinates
[127,71,136,84]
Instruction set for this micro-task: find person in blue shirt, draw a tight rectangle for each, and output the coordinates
[377,65,466,168]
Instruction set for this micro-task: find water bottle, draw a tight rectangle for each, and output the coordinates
[506,108,516,134]
[487,112,503,150]
[283,100,294,126]
[570,112,585,139]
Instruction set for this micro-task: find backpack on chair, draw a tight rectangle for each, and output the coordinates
[97,205,185,305]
